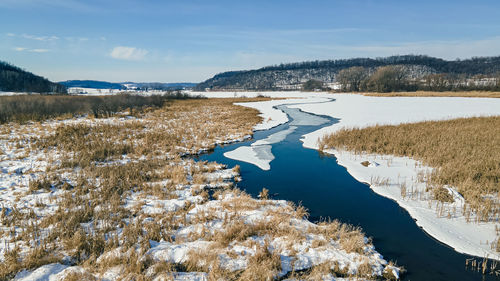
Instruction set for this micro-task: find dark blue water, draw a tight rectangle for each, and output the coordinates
[196,106,493,281]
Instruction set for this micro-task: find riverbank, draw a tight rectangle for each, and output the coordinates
[324,148,500,260]
[318,116,500,255]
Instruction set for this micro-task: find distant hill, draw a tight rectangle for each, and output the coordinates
[0,61,67,93]
[60,80,197,91]
[194,55,500,91]
[60,80,125,90]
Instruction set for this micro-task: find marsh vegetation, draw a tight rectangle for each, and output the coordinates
[0,97,398,280]
[319,116,500,228]
[0,92,191,124]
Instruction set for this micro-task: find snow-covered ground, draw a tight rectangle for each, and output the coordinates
[67,87,175,96]
[192,91,500,260]
[2,99,399,280]
[0,91,37,96]
[330,150,500,260]
[67,87,123,95]
[0,88,169,96]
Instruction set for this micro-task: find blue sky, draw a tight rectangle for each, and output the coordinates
[1,0,500,82]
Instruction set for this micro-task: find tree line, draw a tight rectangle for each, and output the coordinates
[195,55,500,91]
[261,55,500,75]
[0,61,66,93]
[336,65,500,92]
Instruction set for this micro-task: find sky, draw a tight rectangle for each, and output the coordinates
[1,0,500,83]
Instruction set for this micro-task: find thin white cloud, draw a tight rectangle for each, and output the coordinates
[13,47,50,53]
[30,48,50,53]
[110,46,148,61]
[8,32,59,41]
[65,36,89,42]
[21,33,59,41]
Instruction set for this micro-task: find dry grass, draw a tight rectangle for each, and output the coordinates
[0,93,184,124]
[62,271,98,281]
[0,97,398,280]
[238,242,282,281]
[313,219,368,255]
[319,116,500,223]
[360,91,500,98]
[0,98,265,279]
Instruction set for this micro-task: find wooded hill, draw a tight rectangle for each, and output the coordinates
[0,61,66,93]
[59,80,125,90]
[194,55,500,91]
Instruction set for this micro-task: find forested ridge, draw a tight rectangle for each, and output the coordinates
[195,55,500,91]
[0,61,66,93]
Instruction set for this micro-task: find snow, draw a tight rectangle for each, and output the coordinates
[13,263,209,281]
[223,104,330,170]
[224,145,273,170]
[147,241,214,263]
[67,87,123,95]
[67,87,178,96]
[191,91,313,99]
[194,91,500,260]
[0,91,36,96]
[224,126,297,170]
[14,263,69,281]
[234,98,329,131]
[287,94,500,149]
[166,272,208,281]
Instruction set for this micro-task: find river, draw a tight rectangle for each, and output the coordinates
[196,103,493,281]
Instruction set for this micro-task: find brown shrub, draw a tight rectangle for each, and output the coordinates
[432,186,454,203]
[238,242,282,281]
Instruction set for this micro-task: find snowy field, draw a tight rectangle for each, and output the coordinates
[192,91,500,260]
[0,91,36,96]
[67,87,178,96]
[1,97,399,280]
[67,87,123,95]
[0,88,172,96]
[0,88,174,96]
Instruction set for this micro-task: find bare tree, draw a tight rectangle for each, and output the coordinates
[423,74,451,91]
[336,66,369,92]
[364,65,408,92]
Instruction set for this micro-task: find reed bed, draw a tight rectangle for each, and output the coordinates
[0,98,397,280]
[0,92,189,124]
[319,116,500,223]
